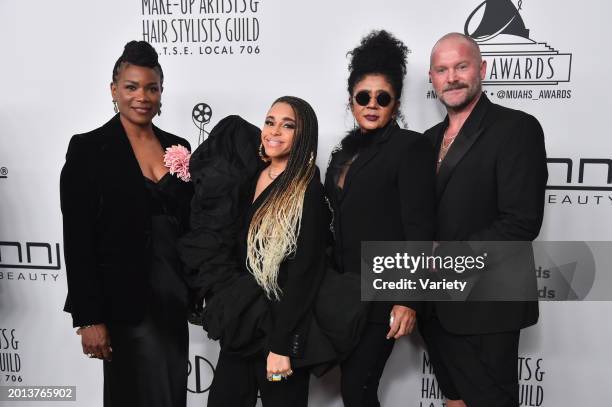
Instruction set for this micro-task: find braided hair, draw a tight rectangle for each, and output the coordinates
[112,40,163,84]
[246,96,318,299]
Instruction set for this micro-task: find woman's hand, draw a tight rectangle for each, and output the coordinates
[266,351,293,380]
[386,305,416,339]
[77,323,112,361]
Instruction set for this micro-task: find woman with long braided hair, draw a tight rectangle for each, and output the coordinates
[201,96,330,407]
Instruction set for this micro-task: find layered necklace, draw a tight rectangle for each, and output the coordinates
[437,129,459,168]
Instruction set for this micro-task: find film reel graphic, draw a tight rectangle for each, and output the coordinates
[192,103,212,145]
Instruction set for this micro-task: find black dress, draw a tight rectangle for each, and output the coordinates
[103,173,189,407]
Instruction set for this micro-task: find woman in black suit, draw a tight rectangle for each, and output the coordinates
[60,41,193,407]
[180,97,329,407]
[324,30,436,406]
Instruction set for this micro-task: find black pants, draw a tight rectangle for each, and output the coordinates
[419,316,520,407]
[103,315,188,407]
[207,351,310,407]
[340,322,395,407]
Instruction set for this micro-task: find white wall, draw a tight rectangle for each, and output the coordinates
[1,1,610,406]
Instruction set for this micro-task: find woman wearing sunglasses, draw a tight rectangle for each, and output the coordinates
[324,30,436,406]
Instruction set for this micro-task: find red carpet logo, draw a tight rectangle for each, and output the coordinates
[0,242,61,270]
[545,157,612,206]
[0,241,62,283]
[0,328,22,383]
[547,158,612,192]
[140,1,261,57]
[518,355,545,405]
[187,355,215,393]
[465,0,572,85]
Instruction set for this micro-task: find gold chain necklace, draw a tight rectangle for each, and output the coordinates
[267,166,282,180]
[438,132,459,164]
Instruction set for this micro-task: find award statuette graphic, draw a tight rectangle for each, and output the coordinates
[193,103,212,145]
[463,0,572,85]
[465,0,529,42]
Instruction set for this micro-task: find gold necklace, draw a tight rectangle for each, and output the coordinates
[267,166,282,180]
[438,132,459,163]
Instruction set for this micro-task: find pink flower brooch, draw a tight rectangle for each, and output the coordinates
[163,145,191,182]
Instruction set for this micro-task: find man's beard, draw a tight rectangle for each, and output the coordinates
[440,82,481,111]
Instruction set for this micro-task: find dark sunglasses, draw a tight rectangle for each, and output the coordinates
[354,90,393,107]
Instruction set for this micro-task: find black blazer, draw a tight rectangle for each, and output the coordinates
[60,114,192,327]
[424,93,548,335]
[236,168,330,357]
[325,123,437,322]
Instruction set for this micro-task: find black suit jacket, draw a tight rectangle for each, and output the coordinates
[325,123,436,322]
[60,114,192,327]
[424,93,548,335]
[234,168,330,357]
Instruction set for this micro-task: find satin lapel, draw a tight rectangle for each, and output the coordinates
[341,124,394,197]
[341,143,381,196]
[102,114,147,198]
[432,119,447,159]
[436,94,490,200]
[153,125,173,150]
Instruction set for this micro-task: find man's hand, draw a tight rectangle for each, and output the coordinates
[77,323,112,361]
[386,305,416,339]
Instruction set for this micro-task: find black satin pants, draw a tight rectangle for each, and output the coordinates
[103,214,189,407]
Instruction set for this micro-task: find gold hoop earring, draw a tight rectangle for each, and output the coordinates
[258,143,270,162]
[113,100,118,113]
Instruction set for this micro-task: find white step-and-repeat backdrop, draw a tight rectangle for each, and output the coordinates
[1,0,610,406]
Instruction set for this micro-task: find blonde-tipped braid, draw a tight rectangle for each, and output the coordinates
[246,96,318,300]
[246,163,315,299]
